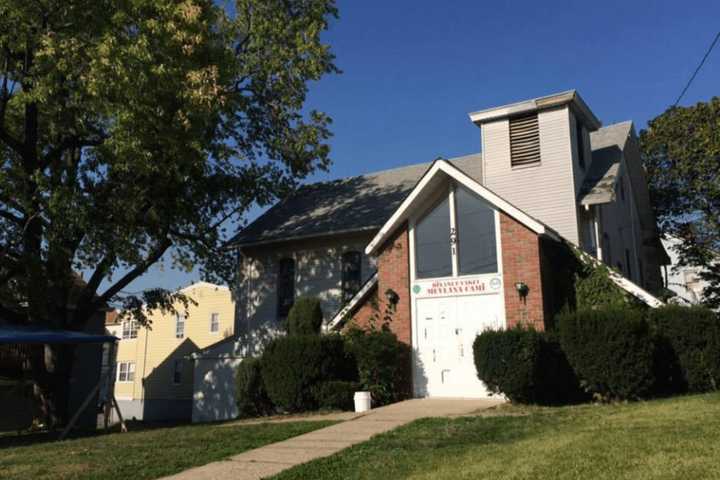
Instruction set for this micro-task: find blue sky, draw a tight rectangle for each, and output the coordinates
[121,0,720,292]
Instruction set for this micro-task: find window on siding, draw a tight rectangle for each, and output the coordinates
[341,251,363,302]
[625,249,632,279]
[509,113,541,167]
[175,314,186,339]
[277,258,295,318]
[121,320,138,339]
[117,362,135,382]
[173,359,182,384]
[575,118,585,170]
[415,196,453,279]
[210,312,219,333]
[454,187,498,275]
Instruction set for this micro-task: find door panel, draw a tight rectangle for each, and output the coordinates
[414,294,501,398]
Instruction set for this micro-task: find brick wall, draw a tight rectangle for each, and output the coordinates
[347,224,412,344]
[500,212,546,330]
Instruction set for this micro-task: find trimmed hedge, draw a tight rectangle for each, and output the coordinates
[345,328,412,406]
[260,334,357,412]
[287,297,324,336]
[473,326,583,405]
[558,308,656,400]
[235,357,273,418]
[649,305,720,393]
[311,380,360,411]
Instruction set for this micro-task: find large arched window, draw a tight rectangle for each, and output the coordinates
[276,257,295,318]
[341,251,363,302]
[455,187,497,275]
[415,196,453,279]
[413,184,498,279]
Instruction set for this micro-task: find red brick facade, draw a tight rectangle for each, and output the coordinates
[500,212,546,330]
[348,213,549,339]
[347,223,412,345]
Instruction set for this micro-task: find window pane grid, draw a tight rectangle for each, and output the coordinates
[175,314,185,339]
[414,184,498,280]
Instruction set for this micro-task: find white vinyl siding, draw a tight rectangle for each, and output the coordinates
[482,106,580,244]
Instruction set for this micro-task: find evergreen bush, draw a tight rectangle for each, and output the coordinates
[235,357,273,418]
[472,326,583,405]
[558,308,656,400]
[311,380,360,411]
[649,305,720,393]
[344,327,412,406]
[260,334,357,412]
[286,297,324,336]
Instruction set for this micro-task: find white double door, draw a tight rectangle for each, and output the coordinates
[415,294,503,398]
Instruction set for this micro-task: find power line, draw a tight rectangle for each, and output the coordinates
[673,30,720,107]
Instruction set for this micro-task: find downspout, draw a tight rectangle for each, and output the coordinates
[592,205,603,262]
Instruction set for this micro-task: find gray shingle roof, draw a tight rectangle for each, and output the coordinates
[232,154,483,246]
[578,122,633,205]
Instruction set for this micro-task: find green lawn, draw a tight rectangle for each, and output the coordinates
[0,420,335,480]
[272,393,720,480]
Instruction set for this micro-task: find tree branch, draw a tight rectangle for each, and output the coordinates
[94,238,172,306]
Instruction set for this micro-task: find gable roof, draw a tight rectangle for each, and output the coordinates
[365,159,554,256]
[231,154,482,247]
[578,121,634,205]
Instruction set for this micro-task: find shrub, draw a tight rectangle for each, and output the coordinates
[558,308,656,400]
[472,326,583,405]
[649,305,720,393]
[260,334,357,412]
[344,328,412,406]
[235,357,273,418]
[287,297,324,336]
[311,380,360,411]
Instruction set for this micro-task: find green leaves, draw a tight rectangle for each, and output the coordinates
[0,0,339,326]
[640,98,720,309]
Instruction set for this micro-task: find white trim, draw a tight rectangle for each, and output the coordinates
[365,160,549,256]
[448,185,459,277]
[468,90,601,130]
[574,246,664,308]
[327,272,379,331]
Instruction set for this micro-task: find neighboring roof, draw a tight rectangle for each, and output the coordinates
[578,121,633,206]
[366,159,554,256]
[0,325,117,344]
[468,90,602,130]
[231,154,483,247]
[179,281,229,293]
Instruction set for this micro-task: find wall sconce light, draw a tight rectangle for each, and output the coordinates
[384,288,399,305]
[514,282,529,298]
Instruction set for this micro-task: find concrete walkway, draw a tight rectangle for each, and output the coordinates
[161,398,503,480]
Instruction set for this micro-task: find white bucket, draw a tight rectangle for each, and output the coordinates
[354,391,372,412]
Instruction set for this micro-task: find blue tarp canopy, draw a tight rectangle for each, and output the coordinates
[0,325,117,344]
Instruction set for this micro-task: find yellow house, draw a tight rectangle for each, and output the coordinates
[108,282,235,421]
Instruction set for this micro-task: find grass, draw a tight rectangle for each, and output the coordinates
[0,419,336,480]
[272,393,720,480]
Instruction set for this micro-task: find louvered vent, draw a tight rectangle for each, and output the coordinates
[509,113,540,167]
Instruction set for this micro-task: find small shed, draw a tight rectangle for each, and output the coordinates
[0,325,117,433]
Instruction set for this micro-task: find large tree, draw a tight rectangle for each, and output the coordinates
[640,97,720,308]
[0,0,338,427]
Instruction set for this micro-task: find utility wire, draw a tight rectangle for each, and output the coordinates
[673,30,720,107]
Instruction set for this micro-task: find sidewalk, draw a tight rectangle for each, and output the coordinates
[160,398,503,480]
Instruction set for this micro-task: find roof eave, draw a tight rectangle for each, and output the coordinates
[468,90,601,130]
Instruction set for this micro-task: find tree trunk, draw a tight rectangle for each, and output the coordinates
[32,343,77,429]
